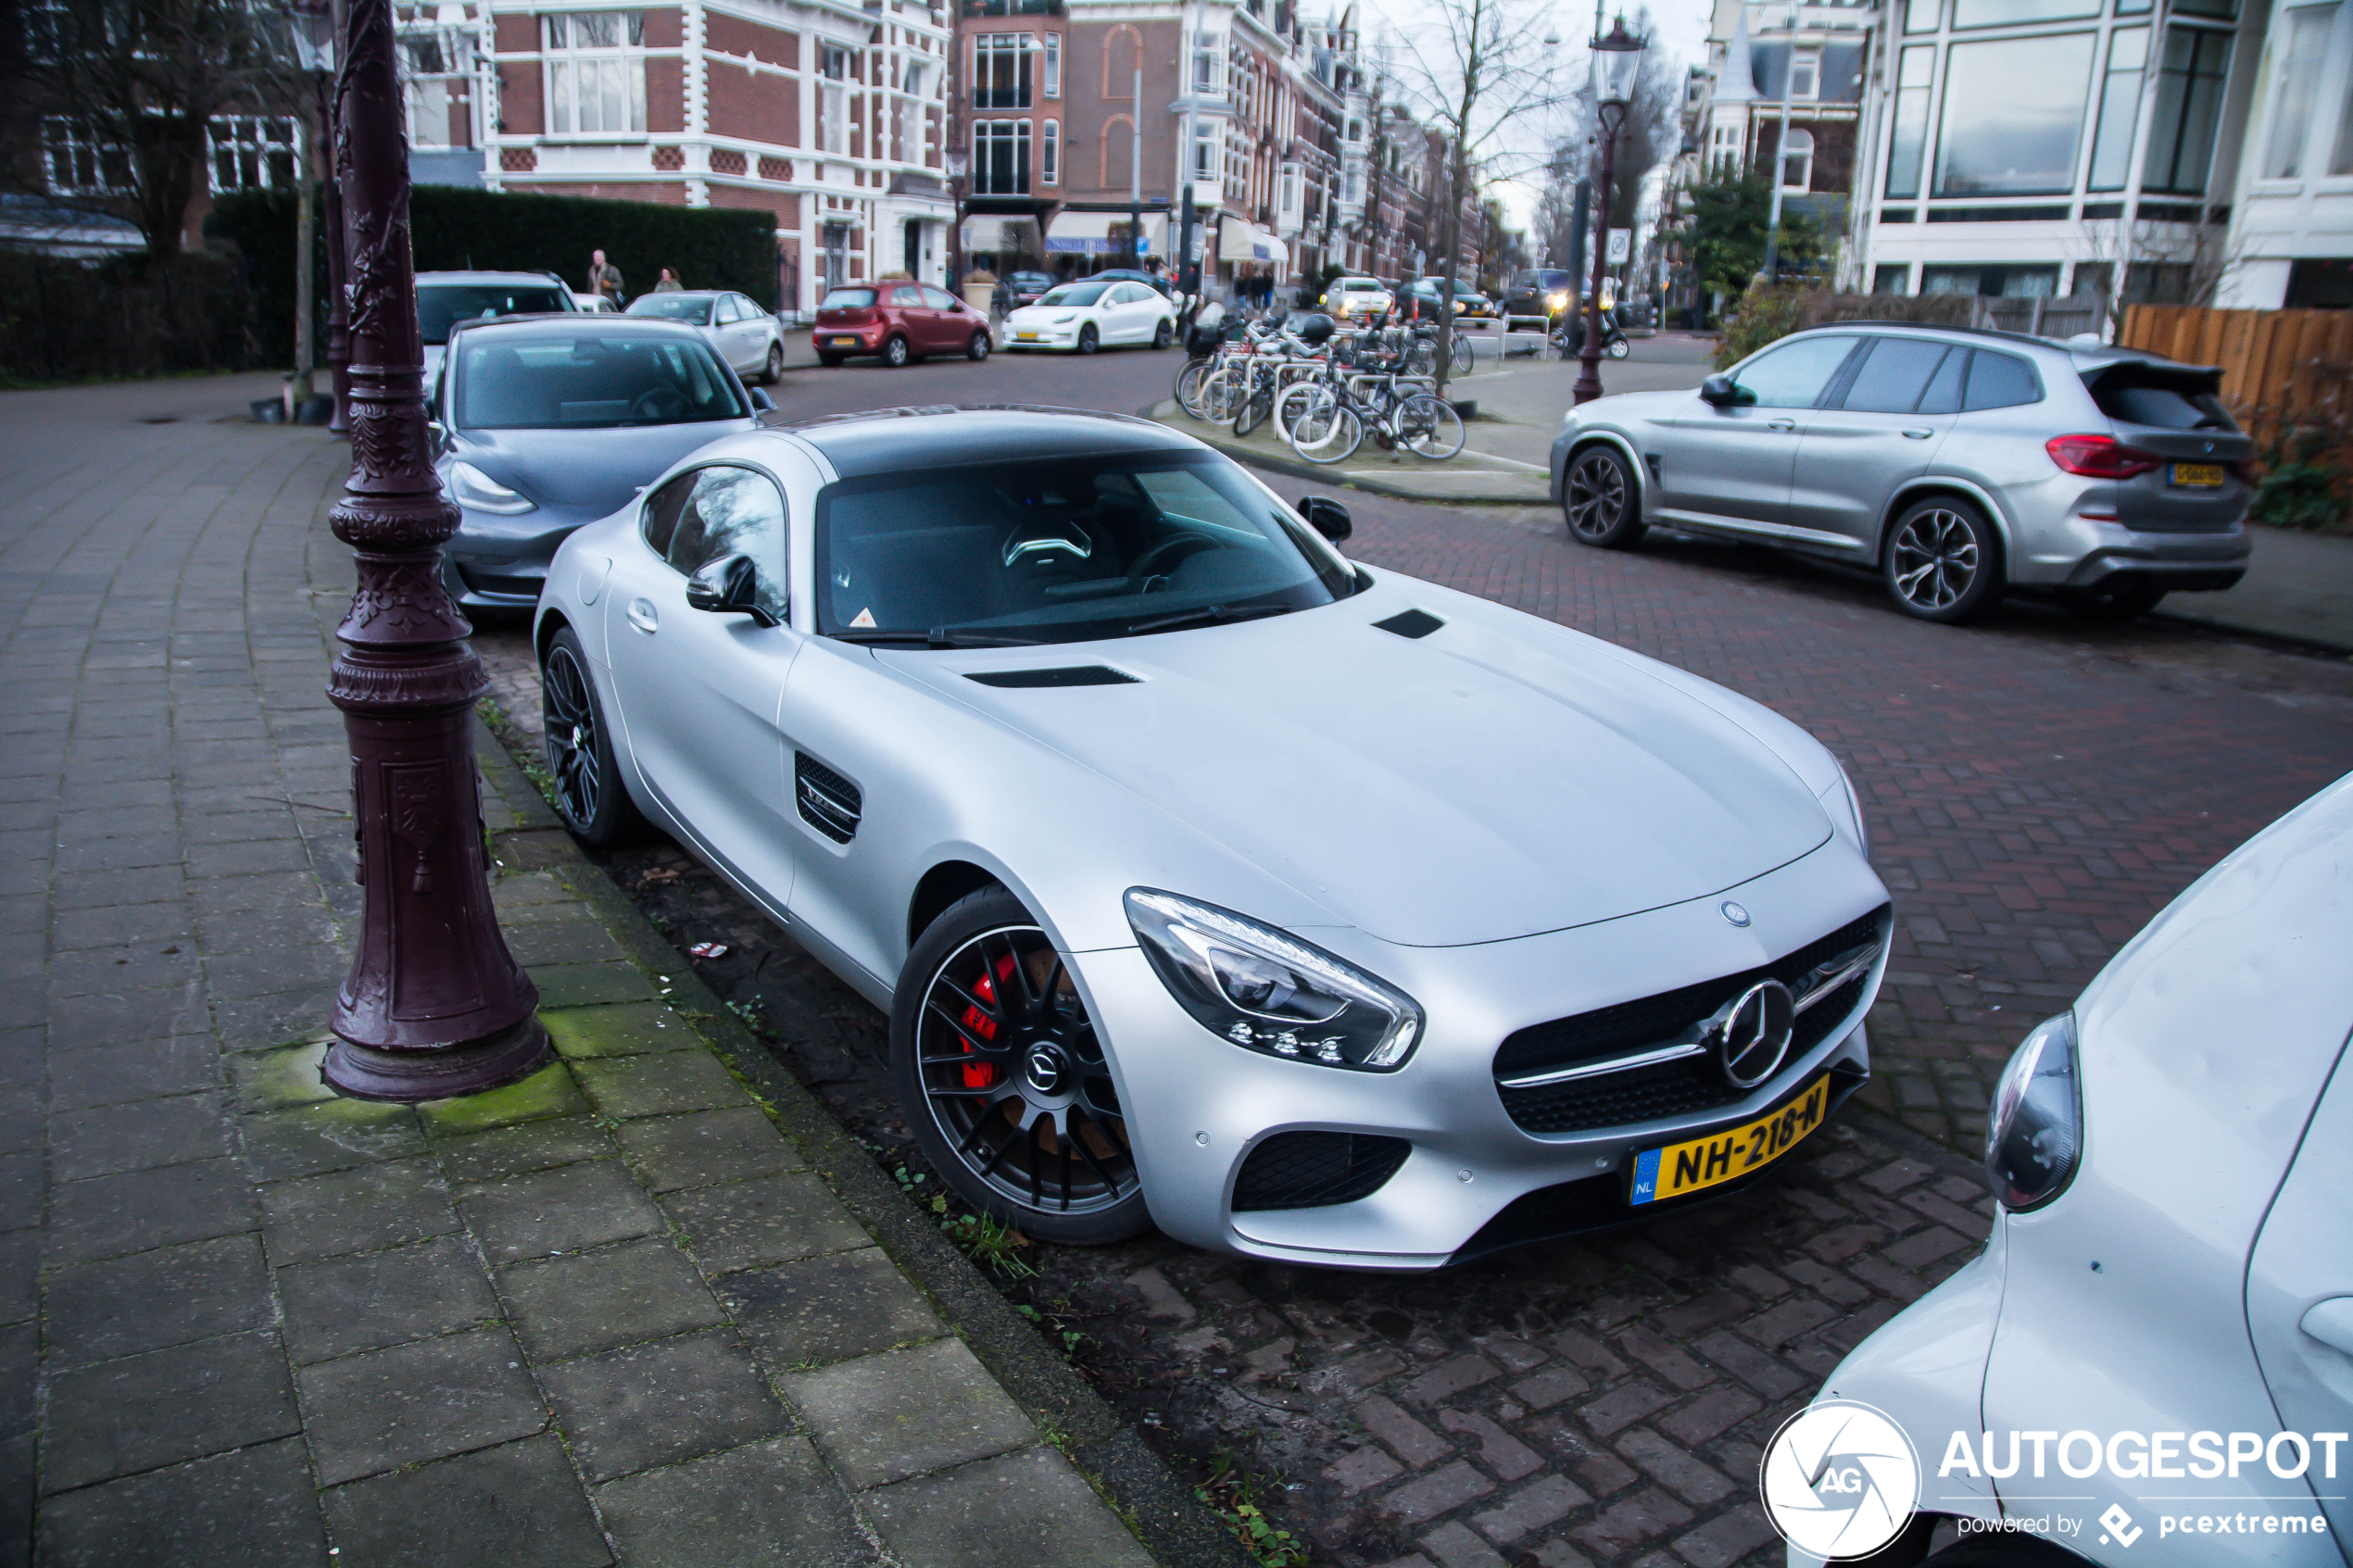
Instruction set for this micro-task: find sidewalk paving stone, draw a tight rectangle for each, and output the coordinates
[295,1323,548,1485]
[783,1338,1037,1489]
[592,1434,872,1568]
[321,1435,611,1568]
[863,1446,1159,1568]
[538,1329,788,1483]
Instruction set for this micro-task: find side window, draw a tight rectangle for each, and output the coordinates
[890,284,926,307]
[1841,338,1955,413]
[735,295,762,320]
[642,469,695,558]
[1917,348,1969,414]
[924,286,961,310]
[712,295,739,324]
[1964,351,2041,411]
[661,466,789,621]
[1730,335,1860,408]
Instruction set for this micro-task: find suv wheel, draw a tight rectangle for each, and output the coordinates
[1884,497,2003,624]
[1563,445,1645,549]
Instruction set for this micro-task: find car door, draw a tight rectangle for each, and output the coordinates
[603,463,803,914]
[884,285,932,351]
[2245,1035,2353,1547]
[924,285,974,349]
[1658,333,1861,533]
[726,295,766,368]
[1786,335,1962,552]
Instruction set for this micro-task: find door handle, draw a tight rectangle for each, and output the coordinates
[1767,419,1797,432]
[1902,428,1934,440]
[2303,1297,2353,1356]
[625,598,659,633]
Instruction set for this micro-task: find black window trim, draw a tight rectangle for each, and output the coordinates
[641,460,794,583]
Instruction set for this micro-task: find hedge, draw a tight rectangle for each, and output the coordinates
[207,183,781,359]
[0,252,258,384]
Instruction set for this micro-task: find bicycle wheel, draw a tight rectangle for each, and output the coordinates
[1176,359,1214,420]
[1274,381,1324,446]
[1450,332,1475,376]
[1234,373,1275,437]
[1199,368,1246,424]
[1402,337,1438,378]
[1397,393,1465,460]
[1290,392,1364,465]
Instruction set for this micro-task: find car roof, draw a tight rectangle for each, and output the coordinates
[416,270,569,286]
[1780,319,2218,374]
[635,289,726,301]
[772,406,1194,479]
[447,314,709,343]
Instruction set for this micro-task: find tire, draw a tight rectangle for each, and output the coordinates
[1606,334,1630,360]
[1152,319,1173,349]
[882,333,910,368]
[1290,391,1364,464]
[1234,373,1274,438]
[967,329,991,361]
[539,629,645,847]
[1562,444,1645,548]
[1199,367,1246,424]
[2060,579,2167,621]
[1884,496,2004,623]
[1176,360,1214,420]
[817,352,845,368]
[1450,333,1475,376]
[1397,392,1465,459]
[890,888,1151,1246]
[1076,323,1099,356]
[761,343,784,384]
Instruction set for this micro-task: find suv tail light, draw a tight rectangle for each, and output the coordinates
[2045,433,2165,479]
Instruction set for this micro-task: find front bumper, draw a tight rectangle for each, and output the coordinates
[1005,325,1080,349]
[1080,847,1889,1270]
[445,513,584,612]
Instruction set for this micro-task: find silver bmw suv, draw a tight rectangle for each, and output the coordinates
[1548,323,2252,624]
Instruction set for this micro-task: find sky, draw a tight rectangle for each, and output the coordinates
[1353,0,1716,231]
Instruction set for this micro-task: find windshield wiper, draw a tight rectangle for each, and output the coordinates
[825,627,1042,648]
[1126,602,1293,636]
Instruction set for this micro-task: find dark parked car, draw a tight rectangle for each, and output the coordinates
[1398,278,1497,320]
[1501,268,1579,322]
[812,282,993,367]
[1088,267,1177,298]
[994,270,1056,313]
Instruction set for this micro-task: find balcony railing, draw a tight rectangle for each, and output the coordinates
[963,0,1063,15]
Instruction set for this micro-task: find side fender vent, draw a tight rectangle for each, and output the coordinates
[795,752,862,843]
[965,666,1139,688]
[1373,608,1445,640]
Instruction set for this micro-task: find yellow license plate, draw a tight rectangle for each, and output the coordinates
[1629,1074,1831,1204]
[1016,332,1038,341]
[828,336,859,348]
[2171,462,2226,487]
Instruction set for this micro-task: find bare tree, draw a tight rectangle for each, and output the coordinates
[10,0,299,267]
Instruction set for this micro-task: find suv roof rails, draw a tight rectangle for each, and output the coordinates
[1785,318,2083,351]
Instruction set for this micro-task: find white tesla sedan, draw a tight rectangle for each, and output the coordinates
[1784,771,2353,1568]
[1002,280,1176,354]
[531,408,1889,1266]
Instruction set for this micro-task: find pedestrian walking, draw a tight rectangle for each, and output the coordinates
[654,268,683,292]
[588,248,625,306]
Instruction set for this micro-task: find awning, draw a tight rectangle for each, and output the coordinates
[961,216,1040,252]
[1045,210,1164,256]
[1216,218,1287,273]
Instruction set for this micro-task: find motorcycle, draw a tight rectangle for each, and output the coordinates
[1550,311,1630,361]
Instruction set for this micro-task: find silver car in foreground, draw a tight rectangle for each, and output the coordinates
[1551,324,2253,625]
[1784,771,2352,1568]
[533,408,1891,1267]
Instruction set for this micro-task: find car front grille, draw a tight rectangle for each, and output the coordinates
[1231,1132,1412,1212]
[1493,907,1888,1136]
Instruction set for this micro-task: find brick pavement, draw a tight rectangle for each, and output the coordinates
[0,376,1194,1567]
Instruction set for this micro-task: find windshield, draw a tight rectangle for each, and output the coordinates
[814,450,1355,645]
[454,335,748,429]
[1038,282,1110,307]
[627,295,715,324]
[417,283,573,345]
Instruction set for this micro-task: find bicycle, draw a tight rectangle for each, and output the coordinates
[1277,363,1463,465]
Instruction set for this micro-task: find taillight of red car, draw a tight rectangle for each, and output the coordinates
[2045,433,2165,479]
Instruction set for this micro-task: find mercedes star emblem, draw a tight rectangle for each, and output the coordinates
[1026,1047,1062,1093]
[1721,901,1752,927]
[1717,979,1796,1088]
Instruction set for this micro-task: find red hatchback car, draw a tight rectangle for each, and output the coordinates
[812,283,992,368]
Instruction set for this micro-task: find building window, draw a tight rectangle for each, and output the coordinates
[402,31,474,150]
[1277,160,1302,226]
[1192,34,1221,94]
[1951,0,2096,27]
[820,43,851,79]
[2085,28,2146,192]
[2335,38,2353,174]
[544,12,646,136]
[1779,127,1812,190]
[1903,0,1938,31]
[1345,117,1362,143]
[2259,5,2337,179]
[1884,45,1931,198]
[1043,33,1060,97]
[1933,32,2094,195]
[899,65,927,163]
[822,224,849,290]
[822,84,848,155]
[973,119,1030,194]
[1872,263,1913,294]
[1193,122,1222,183]
[208,116,300,193]
[2143,27,2231,194]
[41,119,132,194]
[974,32,1032,109]
[1042,119,1059,183]
[1788,49,1819,99]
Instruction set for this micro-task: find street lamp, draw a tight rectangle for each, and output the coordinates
[290,0,350,433]
[944,146,969,294]
[1574,14,1644,406]
[320,0,546,1100]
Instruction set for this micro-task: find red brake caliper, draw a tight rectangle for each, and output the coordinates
[959,954,1018,1089]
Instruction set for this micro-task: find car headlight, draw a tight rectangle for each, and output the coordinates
[1125,889,1423,1071]
[448,460,535,515]
[1986,1011,2082,1211]
[1051,313,1077,324]
[1818,761,1870,859]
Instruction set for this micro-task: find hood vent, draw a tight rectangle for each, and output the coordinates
[965,666,1139,689]
[795,753,862,843]
[1374,608,1445,639]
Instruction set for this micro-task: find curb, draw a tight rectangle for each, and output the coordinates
[472,721,1257,1568]
[1146,400,1554,506]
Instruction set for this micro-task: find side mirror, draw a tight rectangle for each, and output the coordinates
[685,554,781,627]
[427,420,447,452]
[749,387,774,412]
[1296,495,1353,543]
[1699,374,1750,407]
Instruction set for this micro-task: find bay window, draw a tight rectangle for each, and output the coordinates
[1932,32,2093,195]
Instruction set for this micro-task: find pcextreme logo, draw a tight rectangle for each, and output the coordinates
[1759,1399,1923,1559]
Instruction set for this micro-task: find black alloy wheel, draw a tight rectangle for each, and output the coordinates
[1563,445,1645,549]
[967,329,991,361]
[539,629,644,847]
[1076,323,1099,356]
[1152,319,1173,349]
[891,888,1148,1244]
[883,334,911,368]
[761,343,784,383]
[1885,496,2003,623]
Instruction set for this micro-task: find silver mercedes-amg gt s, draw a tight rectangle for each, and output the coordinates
[532,407,1892,1269]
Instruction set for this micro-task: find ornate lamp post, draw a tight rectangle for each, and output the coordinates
[1574,16,1644,406]
[321,0,547,1100]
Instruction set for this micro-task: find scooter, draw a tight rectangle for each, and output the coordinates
[1551,312,1630,361]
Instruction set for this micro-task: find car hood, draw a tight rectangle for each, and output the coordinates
[448,420,753,518]
[895,590,1832,947]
